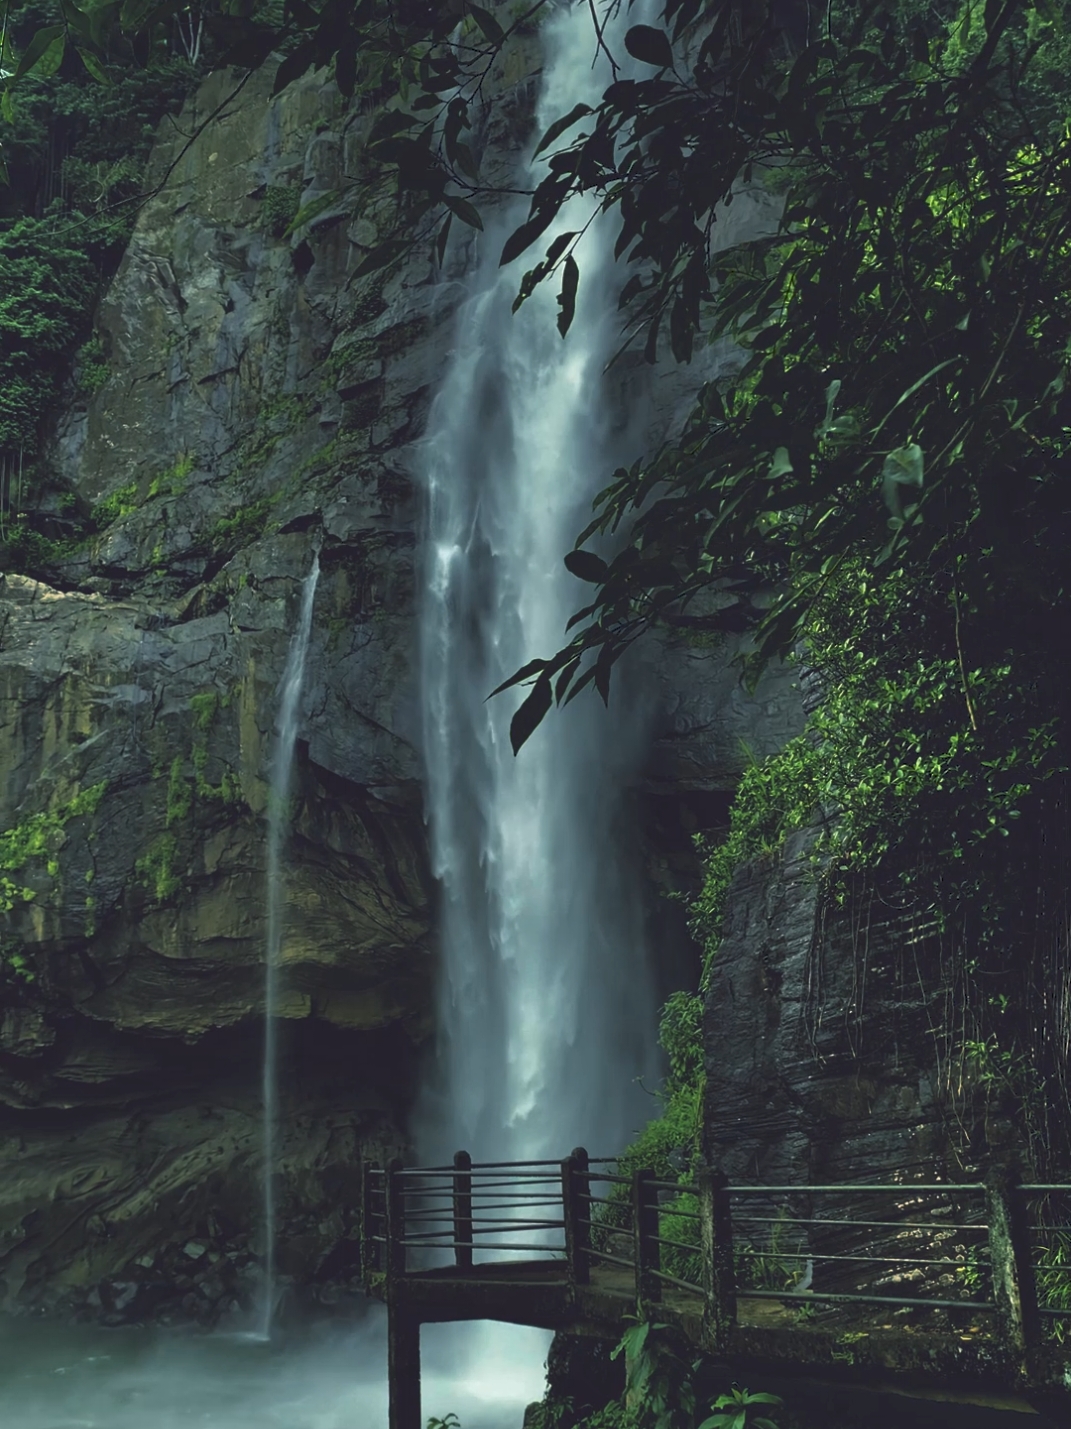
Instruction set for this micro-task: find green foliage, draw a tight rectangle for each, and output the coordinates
[76,333,108,394]
[166,755,192,827]
[0,936,35,983]
[261,183,300,238]
[0,212,96,449]
[1036,1229,1071,1342]
[91,479,138,526]
[147,452,194,499]
[210,495,275,555]
[0,782,106,913]
[189,691,219,731]
[612,1321,695,1429]
[698,1386,782,1429]
[188,690,241,804]
[426,1417,461,1429]
[135,832,179,903]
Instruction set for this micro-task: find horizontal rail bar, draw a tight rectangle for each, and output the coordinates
[464,1198,564,1209]
[658,1206,702,1221]
[387,1160,569,1173]
[729,1184,985,1195]
[448,1171,566,1181]
[399,1240,566,1252]
[653,1233,702,1255]
[400,1222,565,1239]
[586,1247,639,1271]
[1017,1186,1071,1193]
[1038,1306,1071,1317]
[650,1266,704,1295]
[735,1248,981,1268]
[743,1289,996,1311]
[579,1218,634,1235]
[732,1215,988,1233]
[587,1173,633,1185]
[649,1180,697,1193]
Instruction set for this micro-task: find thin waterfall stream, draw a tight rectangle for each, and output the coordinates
[261,550,321,1338]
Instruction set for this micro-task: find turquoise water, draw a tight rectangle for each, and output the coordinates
[0,1311,547,1428]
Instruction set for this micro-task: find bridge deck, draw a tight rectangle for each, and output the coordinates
[364,1154,1071,1428]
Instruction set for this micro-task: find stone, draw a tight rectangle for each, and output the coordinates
[0,33,803,1324]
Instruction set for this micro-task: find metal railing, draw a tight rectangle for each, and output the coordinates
[361,1150,1071,1363]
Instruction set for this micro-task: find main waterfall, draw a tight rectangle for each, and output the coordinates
[418,1,659,1189]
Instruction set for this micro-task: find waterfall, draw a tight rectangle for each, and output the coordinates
[261,549,321,1339]
[418,0,660,1187]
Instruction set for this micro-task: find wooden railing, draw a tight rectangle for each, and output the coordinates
[361,1150,1071,1364]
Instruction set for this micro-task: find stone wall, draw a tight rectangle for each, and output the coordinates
[0,43,803,1319]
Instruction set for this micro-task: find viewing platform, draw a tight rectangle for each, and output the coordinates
[360,1151,1071,1428]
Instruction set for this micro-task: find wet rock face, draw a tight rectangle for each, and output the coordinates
[0,48,803,1317]
[701,827,993,1198]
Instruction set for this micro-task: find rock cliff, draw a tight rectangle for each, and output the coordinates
[0,49,802,1321]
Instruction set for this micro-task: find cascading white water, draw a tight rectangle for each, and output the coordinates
[261,550,321,1338]
[418,0,660,1187]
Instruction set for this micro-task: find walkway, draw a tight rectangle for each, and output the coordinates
[359,1151,1071,1427]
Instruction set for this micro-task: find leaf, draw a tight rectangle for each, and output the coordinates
[489,658,546,698]
[352,239,402,278]
[625,23,674,68]
[593,644,614,705]
[444,194,483,230]
[12,24,63,81]
[119,0,152,28]
[564,549,608,583]
[533,102,593,159]
[768,446,794,478]
[76,46,110,83]
[870,357,957,436]
[468,4,503,43]
[284,188,344,236]
[556,254,579,338]
[500,209,558,267]
[817,377,841,436]
[881,443,924,516]
[509,671,552,754]
[271,39,317,96]
[60,0,93,40]
[434,211,453,266]
[30,33,65,79]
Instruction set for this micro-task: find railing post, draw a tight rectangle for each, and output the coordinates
[360,1160,380,1287]
[453,1149,473,1270]
[986,1161,1041,1373]
[385,1156,407,1285]
[562,1145,591,1286]
[699,1165,736,1350]
[387,1304,421,1429]
[633,1167,661,1305]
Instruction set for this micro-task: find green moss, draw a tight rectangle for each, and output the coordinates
[210,495,276,554]
[0,783,107,913]
[261,184,301,238]
[166,756,193,826]
[76,335,109,395]
[147,453,195,500]
[188,691,241,804]
[135,833,180,904]
[189,691,219,731]
[91,480,138,527]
